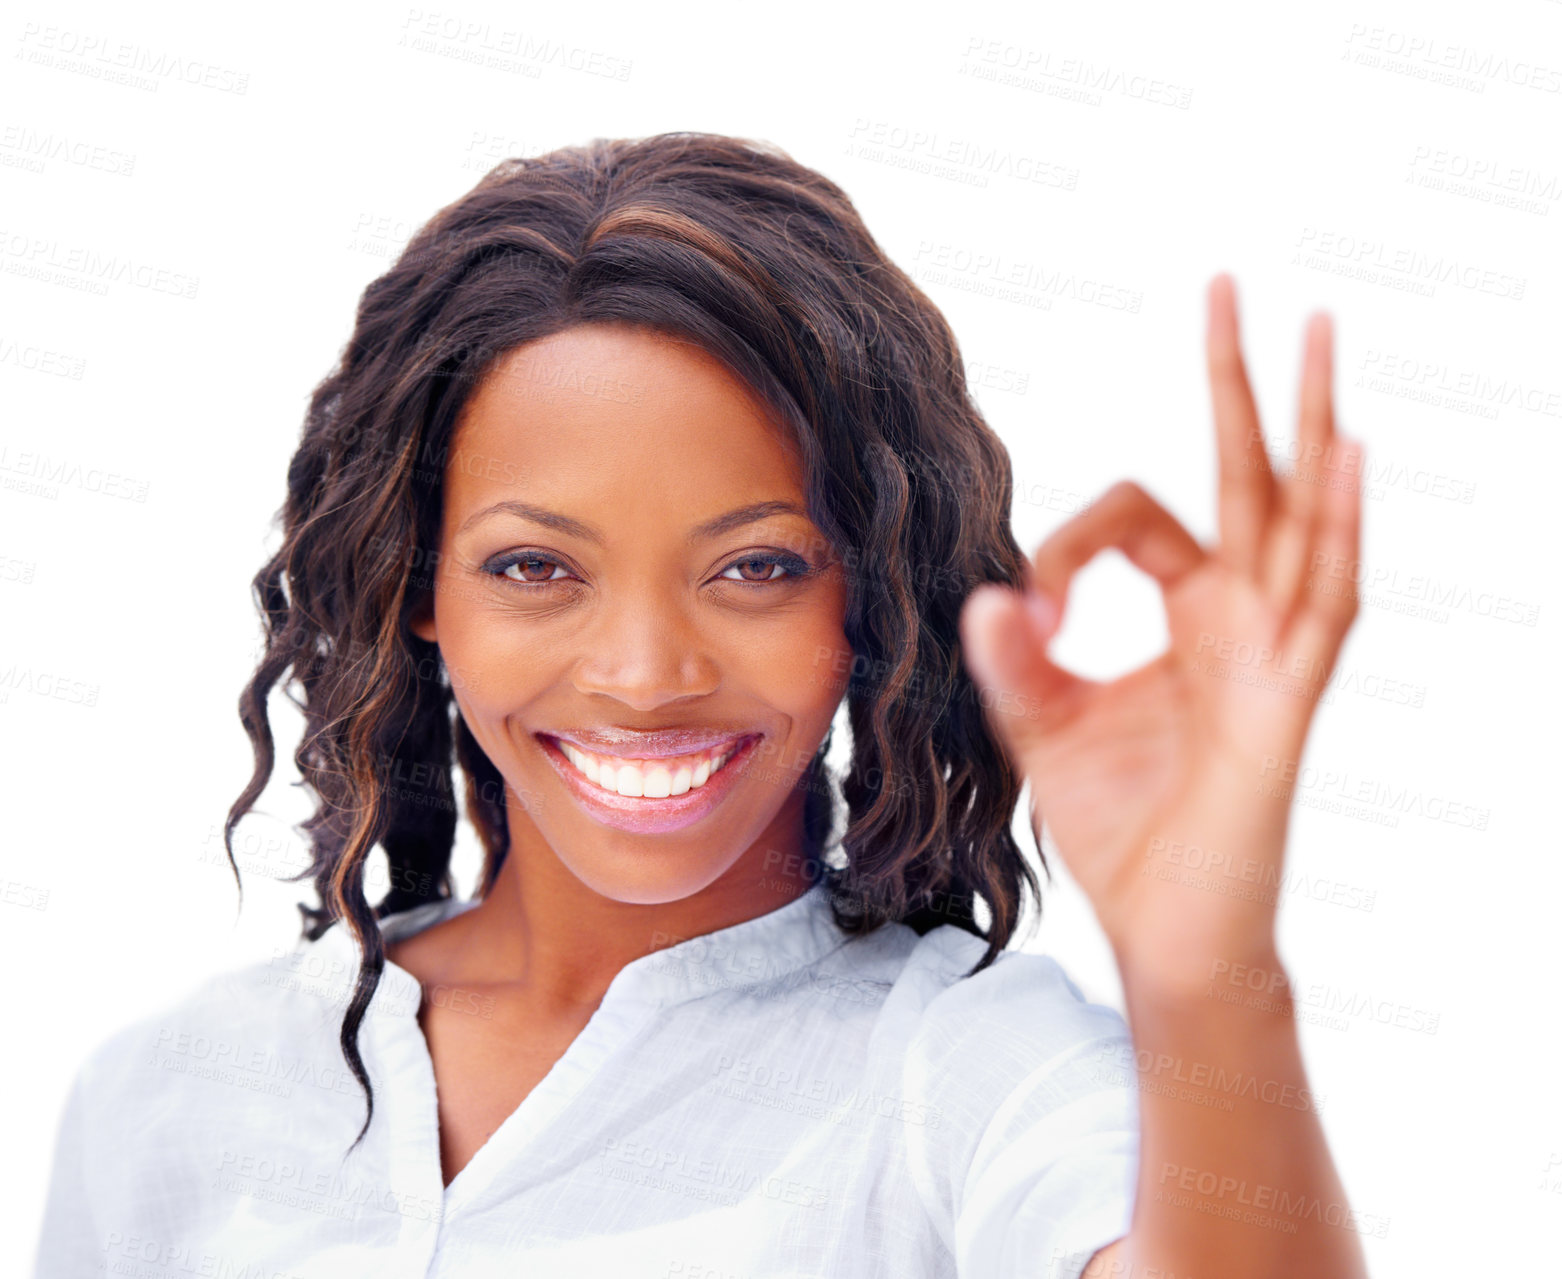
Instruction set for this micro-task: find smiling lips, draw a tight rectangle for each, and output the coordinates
[545,734,754,799]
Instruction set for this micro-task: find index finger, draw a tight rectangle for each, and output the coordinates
[1029,479,1206,608]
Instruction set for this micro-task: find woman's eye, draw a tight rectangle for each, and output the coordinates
[493,554,571,585]
[484,551,813,589]
[719,554,810,585]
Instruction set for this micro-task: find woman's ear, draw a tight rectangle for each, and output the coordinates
[409,590,437,644]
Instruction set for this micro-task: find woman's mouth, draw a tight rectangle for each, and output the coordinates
[533,731,764,835]
[555,736,745,797]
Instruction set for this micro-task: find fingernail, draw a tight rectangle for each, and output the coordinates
[1024,589,1060,636]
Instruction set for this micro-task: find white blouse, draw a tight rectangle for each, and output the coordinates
[34,880,1140,1278]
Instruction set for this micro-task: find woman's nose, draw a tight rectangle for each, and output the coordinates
[568,595,720,709]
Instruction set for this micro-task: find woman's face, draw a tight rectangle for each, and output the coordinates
[411,323,852,905]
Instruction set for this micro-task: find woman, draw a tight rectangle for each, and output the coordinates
[36,132,1370,1277]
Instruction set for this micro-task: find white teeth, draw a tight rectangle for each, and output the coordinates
[557,739,743,798]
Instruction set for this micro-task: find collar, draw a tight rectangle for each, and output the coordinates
[295,878,850,1020]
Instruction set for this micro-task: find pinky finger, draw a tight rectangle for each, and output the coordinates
[1288,435,1366,676]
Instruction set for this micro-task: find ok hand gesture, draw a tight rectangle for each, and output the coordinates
[958,274,1366,982]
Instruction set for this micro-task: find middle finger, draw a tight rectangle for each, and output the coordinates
[1207,274,1277,580]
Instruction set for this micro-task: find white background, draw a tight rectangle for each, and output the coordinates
[3,0,1559,1273]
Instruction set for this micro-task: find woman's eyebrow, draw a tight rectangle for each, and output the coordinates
[686,500,809,543]
[457,499,809,545]
[458,500,601,542]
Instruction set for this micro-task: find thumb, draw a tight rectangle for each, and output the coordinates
[958,584,1072,739]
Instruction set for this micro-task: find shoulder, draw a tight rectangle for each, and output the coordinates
[893,923,1131,1074]
[39,933,409,1253]
[886,926,1141,1261]
[808,911,1130,1068]
[817,917,1135,1130]
[64,928,399,1134]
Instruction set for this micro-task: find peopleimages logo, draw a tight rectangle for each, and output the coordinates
[1293,227,1526,300]
[1342,24,1562,94]
[0,228,199,299]
[0,443,150,501]
[15,23,251,94]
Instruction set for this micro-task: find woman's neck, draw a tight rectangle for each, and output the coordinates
[420,793,822,1016]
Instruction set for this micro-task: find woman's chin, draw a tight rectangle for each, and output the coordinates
[552,848,738,907]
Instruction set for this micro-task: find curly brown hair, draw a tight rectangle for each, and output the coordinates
[226,130,1046,1149]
